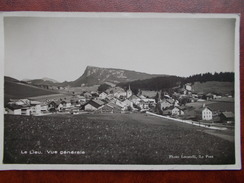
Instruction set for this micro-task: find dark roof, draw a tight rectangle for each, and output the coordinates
[221,112,234,118]
[107,102,122,109]
[195,106,213,113]
[128,95,140,100]
[86,100,103,109]
[164,106,174,110]
[174,106,186,111]
[93,99,105,106]
[6,104,22,110]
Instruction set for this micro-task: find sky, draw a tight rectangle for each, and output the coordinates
[4,15,235,82]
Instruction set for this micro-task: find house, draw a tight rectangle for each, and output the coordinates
[162,107,173,116]
[77,95,86,103]
[138,95,156,104]
[84,99,104,111]
[58,86,64,90]
[174,100,180,106]
[57,103,64,112]
[95,104,114,114]
[197,92,206,99]
[91,92,99,98]
[123,99,133,108]
[10,99,31,106]
[30,103,42,115]
[183,108,197,120]
[40,103,49,113]
[60,100,72,108]
[106,86,125,95]
[106,102,123,113]
[160,99,174,110]
[128,95,141,105]
[5,104,22,115]
[206,93,214,100]
[185,83,192,91]
[139,100,150,110]
[48,101,58,112]
[172,106,185,116]
[83,92,92,99]
[70,108,80,115]
[114,91,127,98]
[196,105,213,121]
[99,92,108,100]
[219,112,234,123]
[21,107,31,115]
[138,94,147,100]
[115,99,127,109]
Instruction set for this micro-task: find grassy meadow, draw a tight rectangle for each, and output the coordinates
[4,113,235,164]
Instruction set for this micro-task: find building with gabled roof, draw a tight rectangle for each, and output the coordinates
[159,99,174,110]
[220,112,234,123]
[99,92,108,100]
[172,106,185,116]
[84,99,104,111]
[5,104,22,115]
[195,104,213,121]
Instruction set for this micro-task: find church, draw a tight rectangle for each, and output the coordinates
[126,85,132,98]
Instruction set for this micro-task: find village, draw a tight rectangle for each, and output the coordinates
[4,83,235,125]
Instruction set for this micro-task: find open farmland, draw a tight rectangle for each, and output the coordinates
[4,81,58,104]
[192,81,234,95]
[186,99,234,113]
[4,113,235,164]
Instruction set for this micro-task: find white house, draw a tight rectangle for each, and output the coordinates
[57,103,64,111]
[172,106,185,116]
[21,107,31,115]
[160,99,174,110]
[196,104,213,121]
[84,92,92,99]
[5,105,22,115]
[40,104,48,112]
[128,95,141,105]
[30,104,42,115]
[99,92,108,100]
[114,91,126,98]
[185,83,192,91]
[115,99,127,109]
[84,100,104,111]
[201,107,213,120]
[123,99,133,108]
[14,99,31,106]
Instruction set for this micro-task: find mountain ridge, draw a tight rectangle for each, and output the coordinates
[67,65,166,87]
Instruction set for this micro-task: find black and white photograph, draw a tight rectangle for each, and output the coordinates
[0,12,241,170]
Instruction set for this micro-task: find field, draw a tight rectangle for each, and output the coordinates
[4,81,58,105]
[186,98,234,113]
[192,81,234,95]
[4,113,235,164]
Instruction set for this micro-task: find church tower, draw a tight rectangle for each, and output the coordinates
[126,85,132,98]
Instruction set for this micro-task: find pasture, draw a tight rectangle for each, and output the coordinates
[186,98,234,113]
[4,81,58,105]
[192,81,234,95]
[4,113,235,164]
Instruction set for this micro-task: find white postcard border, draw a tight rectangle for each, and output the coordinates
[0,11,241,170]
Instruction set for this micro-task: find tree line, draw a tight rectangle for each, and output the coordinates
[116,72,234,93]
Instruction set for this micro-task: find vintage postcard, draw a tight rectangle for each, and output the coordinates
[0,12,241,170]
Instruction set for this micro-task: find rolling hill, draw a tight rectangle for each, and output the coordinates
[4,76,58,105]
[23,77,59,86]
